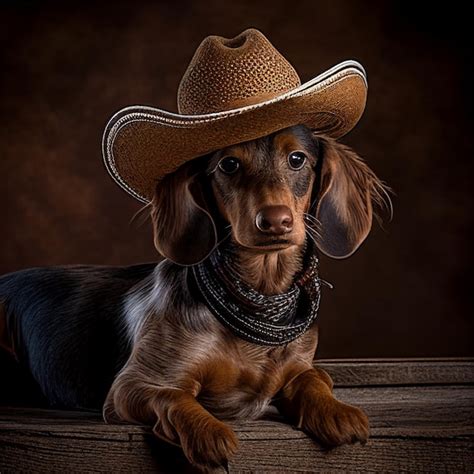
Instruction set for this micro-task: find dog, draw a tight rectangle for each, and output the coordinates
[0,124,390,469]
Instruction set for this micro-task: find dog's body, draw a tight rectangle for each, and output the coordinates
[1,125,389,469]
[0,264,154,407]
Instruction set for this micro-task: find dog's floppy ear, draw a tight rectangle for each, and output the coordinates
[151,159,217,265]
[310,135,389,259]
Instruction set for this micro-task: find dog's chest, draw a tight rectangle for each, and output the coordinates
[195,344,290,420]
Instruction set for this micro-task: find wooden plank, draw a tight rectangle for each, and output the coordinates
[336,385,474,438]
[1,385,472,438]
[0,429,198,473]
[1,429,471,473]
[234,385,474,439]
[0,384,473,472]
[318,358,474,386]
[228,438,474,473]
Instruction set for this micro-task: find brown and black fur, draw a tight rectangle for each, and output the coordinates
[0,124,390,470]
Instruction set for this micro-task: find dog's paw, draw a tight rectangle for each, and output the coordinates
[180,419,239,470]
[301,396,370,447]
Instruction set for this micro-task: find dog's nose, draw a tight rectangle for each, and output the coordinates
[255,205,293,235]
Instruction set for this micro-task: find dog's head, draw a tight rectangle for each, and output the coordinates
[151,124,390,265]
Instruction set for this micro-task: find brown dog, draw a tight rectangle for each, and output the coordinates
[1,27,387,470]
[101,124,389,469]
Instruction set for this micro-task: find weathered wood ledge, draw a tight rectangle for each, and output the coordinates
[1,358,473,472]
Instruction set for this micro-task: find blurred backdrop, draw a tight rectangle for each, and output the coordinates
[1,0,472,358]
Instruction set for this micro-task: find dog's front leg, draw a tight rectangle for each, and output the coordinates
[275,364,369,447]
[104,377,238,469]
[152,387,239,468]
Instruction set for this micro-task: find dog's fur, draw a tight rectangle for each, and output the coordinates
[0,125,389,469]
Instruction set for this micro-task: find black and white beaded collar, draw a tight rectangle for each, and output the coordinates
[192,239,326,346]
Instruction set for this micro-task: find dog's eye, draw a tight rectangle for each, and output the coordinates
[287,151,307,170]
[218,156,240,175]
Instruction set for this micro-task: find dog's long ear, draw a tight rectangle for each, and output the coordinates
[151,159,217,265]
[310,135,390,259]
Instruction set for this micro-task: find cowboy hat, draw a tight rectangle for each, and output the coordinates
[102,28,367,203]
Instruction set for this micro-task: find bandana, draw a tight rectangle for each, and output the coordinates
[192,239,325,346]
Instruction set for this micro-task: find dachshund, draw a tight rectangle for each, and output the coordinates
[0,124,390,469]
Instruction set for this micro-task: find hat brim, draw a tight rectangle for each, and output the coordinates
[103,60,367,203]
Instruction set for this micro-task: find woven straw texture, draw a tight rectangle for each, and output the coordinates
[103,28,367,203]
[177,29,301,114]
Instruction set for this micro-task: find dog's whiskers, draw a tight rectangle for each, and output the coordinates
[303,212,320,225]
[305,228,322,246]
[305,228,319,247]
[305,226,320,240]
[212,229,232,253]
[129,202,153,227]
[303,213,322,240]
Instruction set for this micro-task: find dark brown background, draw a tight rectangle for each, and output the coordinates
[1,0,472,358]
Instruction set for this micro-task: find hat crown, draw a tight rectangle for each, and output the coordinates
[177,28,301,115]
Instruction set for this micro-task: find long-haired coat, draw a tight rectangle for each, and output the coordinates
[0,124,389,469]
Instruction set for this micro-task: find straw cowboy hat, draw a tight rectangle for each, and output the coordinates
[102,28,367,203]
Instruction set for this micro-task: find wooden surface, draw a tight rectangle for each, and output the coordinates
[0,358,473,473]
